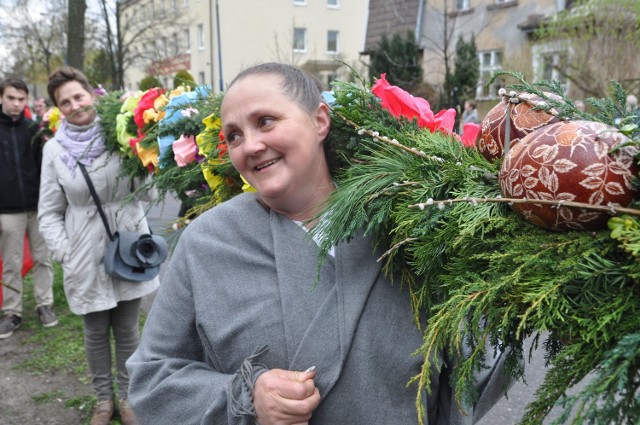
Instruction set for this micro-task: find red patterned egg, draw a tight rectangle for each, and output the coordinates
[499,120,638,231]
[478,92,560,162]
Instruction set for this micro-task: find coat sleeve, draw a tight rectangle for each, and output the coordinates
[38,143,70,263]
[126,230,267,425]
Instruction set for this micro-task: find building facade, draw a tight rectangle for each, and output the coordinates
[121,0,369,92]
[364,0,577,112]
[421,0,571,103]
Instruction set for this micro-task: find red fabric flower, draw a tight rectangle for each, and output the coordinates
[217,141,228,159]
[459,123,481,147]
[129,130,145,152]
[133,88,164,129]
[372,74,476,148]
[372,74,435,128]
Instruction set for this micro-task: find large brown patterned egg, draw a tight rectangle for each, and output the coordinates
[499,120,638,231]
[478,92,560,162]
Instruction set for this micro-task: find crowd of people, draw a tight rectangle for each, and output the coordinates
[2,63,638,425]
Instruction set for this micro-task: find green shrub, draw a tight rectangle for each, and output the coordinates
[173,70,196,90]
[139,76,163,91]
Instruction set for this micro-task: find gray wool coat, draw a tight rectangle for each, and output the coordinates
[127,193,508,424]
[38,138,159,315]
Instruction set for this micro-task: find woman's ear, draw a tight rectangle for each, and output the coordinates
[314,103,331,142]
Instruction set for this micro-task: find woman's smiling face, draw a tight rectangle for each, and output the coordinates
[221,73,333,221]
[54,80,96,126]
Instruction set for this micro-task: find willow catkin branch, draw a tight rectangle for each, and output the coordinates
[408,197,640,217]
[332,109,444,161]
[377,237,419,262]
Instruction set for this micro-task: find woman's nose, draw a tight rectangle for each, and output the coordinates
[243,131,266,155]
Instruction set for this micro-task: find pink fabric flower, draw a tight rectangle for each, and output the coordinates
[173,134,197,167]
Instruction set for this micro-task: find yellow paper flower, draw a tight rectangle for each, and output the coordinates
[195,131,216,157]
[154,95,169,110]
[202,114,221,131]
[143,108,160,125]
[201,163,224,192]
[169,86,185,99]
[45,107,62,132]
[241,175,256,193]
[136,142,159,168]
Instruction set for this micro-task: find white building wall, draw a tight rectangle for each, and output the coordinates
[123,0,368,92]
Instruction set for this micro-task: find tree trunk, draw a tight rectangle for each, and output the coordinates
[67,0,86,70]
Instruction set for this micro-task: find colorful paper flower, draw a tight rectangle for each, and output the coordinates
[43,107,63,133]
[173,134,197,167]
[372,73,480,146]
[116,112,135,154]
[135,142,159,169]
[134,88,164,129]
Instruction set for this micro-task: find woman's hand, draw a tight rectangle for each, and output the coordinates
[253,368,320,425]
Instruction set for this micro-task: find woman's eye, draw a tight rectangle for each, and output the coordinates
[226,132,241,146]
[259,117,274,127]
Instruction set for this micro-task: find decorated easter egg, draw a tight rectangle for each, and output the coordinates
[499,120,638,231]
[478,92,560,162]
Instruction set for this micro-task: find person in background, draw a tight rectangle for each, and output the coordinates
[33,97,51,122]
[627,94,639,124]
[126,63,508,425]
[462,99,479,126]
[38,66,159,425]
[0,77,57,340]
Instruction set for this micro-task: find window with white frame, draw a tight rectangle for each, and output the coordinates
[162,36,168,57]
[199,72,205,85]
[540,52,567,84]
[184,29,190,52]
[456,0,470,11]
[150,0,155,18]
[327,0,339,7]
[294,0,307,5]
[173,33,179,55]
[293,27,307,52]
[198,24,204,50]
[477,50,503,98]
[327,30,338,54]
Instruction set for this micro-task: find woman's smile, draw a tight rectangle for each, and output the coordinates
[255,157,282,171]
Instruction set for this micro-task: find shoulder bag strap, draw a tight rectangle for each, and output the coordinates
[78,163,115,241]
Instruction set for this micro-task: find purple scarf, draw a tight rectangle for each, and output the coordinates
[56,116,106,177]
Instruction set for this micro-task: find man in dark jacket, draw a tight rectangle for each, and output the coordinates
[0,77,57,339]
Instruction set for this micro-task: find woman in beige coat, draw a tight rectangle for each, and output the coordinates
[38,66,159,425]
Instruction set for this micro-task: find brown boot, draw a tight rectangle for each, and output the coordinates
[119,398,138,425]
[90,399,114,425]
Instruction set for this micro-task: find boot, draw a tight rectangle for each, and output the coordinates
[119,398,138,425]
[90,399,114,425]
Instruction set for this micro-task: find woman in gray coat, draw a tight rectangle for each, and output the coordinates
[38,67,159,425]
[126,63,507,424]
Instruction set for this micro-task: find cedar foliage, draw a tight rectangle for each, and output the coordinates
[312,72,640,425]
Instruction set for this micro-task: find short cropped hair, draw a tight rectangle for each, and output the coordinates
[0,78,29,96]
[47,66,94,107]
